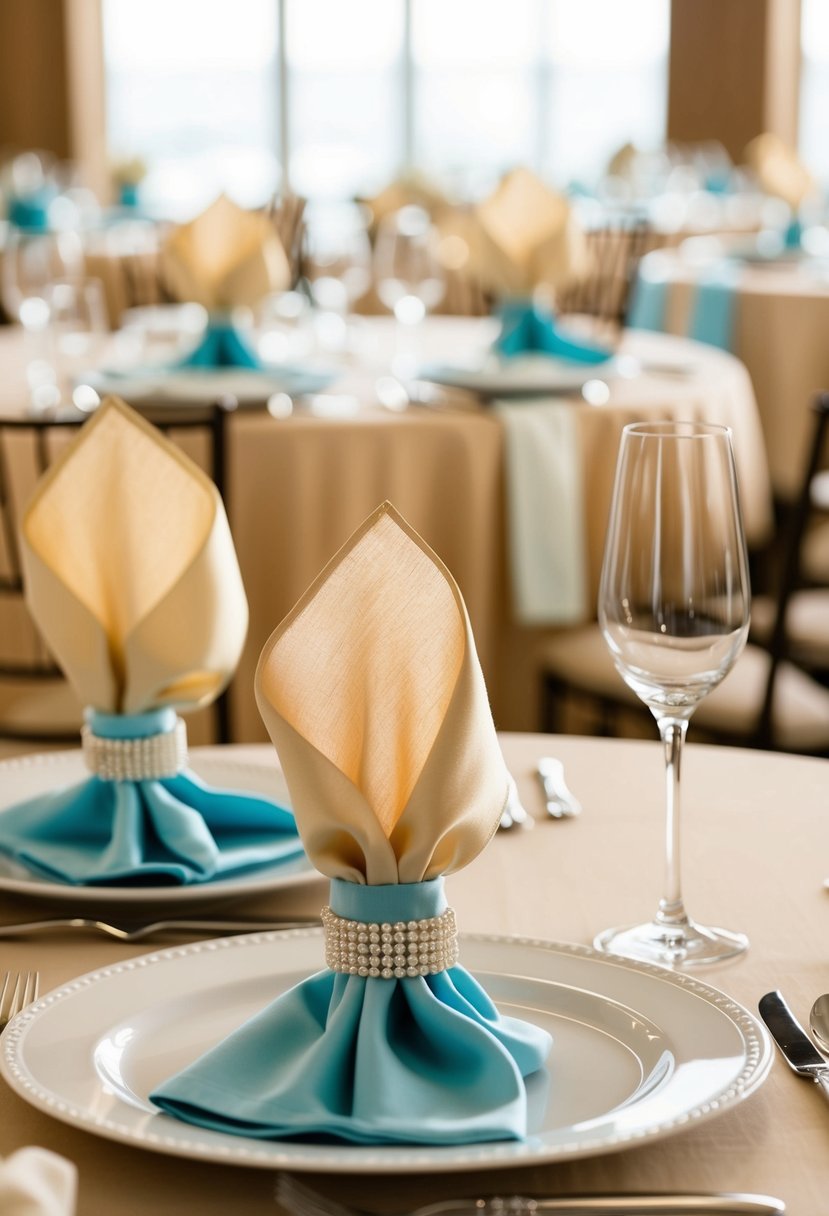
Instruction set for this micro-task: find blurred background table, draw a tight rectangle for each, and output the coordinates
[0,733,827,1214]
[0,316,773,740]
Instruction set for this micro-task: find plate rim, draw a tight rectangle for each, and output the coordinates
[0,930,773,1174]
[0,749,321,905]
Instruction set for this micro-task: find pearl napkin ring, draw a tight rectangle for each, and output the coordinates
[81,716,188,782]
[321,904,459,977]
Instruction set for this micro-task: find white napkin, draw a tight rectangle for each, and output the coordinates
[0,1148,76,1216]
[492,400,588,624]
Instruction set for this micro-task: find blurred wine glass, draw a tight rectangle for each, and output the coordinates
[373,206,446,375]
[595,420,751,969]
[1,228,84,331]
[32,279,107,413]
[302,203,371,351]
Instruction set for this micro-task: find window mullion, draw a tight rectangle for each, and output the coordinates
[278,0,290,191]
[402,0,414,174]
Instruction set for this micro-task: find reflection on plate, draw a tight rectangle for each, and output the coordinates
[0,933,772,1173]
[0,750,321,908]
[82,365,335,407]
[418,355,615,399]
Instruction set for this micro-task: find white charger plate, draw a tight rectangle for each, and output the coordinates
[0,932,772,1173]
[0,751,321,907]
[82,365,335,407]
[417,354,615,398]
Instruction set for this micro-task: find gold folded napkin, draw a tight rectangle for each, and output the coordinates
[0,1148,76,1216]
[152,502,549,1143]
[160,193,292,310]
[257,502,509,882]
[360,172,449,233]
[466,167,590,298]
[743,132,817,210]
[22,396,247,713]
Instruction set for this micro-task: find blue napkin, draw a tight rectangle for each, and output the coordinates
[178,319,262,370]
[784,218,804,250]
[494,300,612,364]
[7,187,59,233]
[0,708,303,886]
[688,261,739,351]
[152,876,550,1143]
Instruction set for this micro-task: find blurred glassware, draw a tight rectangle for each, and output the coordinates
[595,421,751,969]
[37,279,108,413]
[116,302,209,367]
[374,205,446,324]
[302,202,372,351]
[254,290,316,363]
[1,228,84,329]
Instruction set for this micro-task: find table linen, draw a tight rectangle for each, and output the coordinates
[0,734,827,1214]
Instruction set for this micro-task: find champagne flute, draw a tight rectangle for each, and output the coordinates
[595,420,751,968]
[373,206,445,376]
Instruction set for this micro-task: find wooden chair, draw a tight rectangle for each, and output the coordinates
[557,213,655,331]
[749,392,829,689]
[0,402,233,747]
[538,394,829,756]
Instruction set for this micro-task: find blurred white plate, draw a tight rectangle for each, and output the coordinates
[82,365,335,407]
[418,354,615,398]
[0,933,771,1173]
[0,750,320,908]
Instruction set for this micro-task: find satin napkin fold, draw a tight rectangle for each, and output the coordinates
[153,502,551,1143]
[0,397,302,886]
[7,187,58,232]
[494,300,612,364]
[0,1148,76,1216]
[177,317,262,370]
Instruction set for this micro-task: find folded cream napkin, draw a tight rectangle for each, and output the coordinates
[493,401,588,625]
[0,398,301,884]
[160,193,291,311]
[153,502,551,1143]
[0,1148,76,1216]
[743,132,817,211]
[466,167,590,299]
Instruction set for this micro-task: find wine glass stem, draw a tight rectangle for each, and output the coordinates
[656,715,690,930]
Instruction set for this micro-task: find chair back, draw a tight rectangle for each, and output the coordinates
[557,214,655,329]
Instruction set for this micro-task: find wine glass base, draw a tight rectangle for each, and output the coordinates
[593,918,748,969]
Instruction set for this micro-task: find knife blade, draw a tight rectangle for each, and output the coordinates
[759,989,829,1100]
[417,1195,785,1215]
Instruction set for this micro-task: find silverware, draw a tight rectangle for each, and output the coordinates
[276,1174,785,1216]
[0,970,40,1032]
[0,917,318,942]
[808,993,829,1055]
[498,775,533,831]
[759,990,829,1100]
[536,757,582,819]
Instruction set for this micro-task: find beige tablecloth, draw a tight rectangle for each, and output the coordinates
[0,733,827,1215]
[632,243,829,499]
[0,319,773,737]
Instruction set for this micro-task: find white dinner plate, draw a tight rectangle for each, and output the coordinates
[417,354,615,398]
[82,365,335,407]
[0,932,772,1173]
[0,751,321,908]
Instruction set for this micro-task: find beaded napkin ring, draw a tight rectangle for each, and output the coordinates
[82,716,188,781]
[321,904,459,977]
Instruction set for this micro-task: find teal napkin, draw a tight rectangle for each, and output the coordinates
[152,877,550,1142]
[178,319,262,369]
[494,300,612,364]
[7,187,59,233]
[0,708,303,886]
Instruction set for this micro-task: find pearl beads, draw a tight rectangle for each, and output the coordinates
[82,717,188,781]
[321,904,458,977]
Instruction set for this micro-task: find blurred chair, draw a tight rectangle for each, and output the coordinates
[557,214,655,330]
[0,402,232,747]
[538,393,829,755]
[749,392,829,686]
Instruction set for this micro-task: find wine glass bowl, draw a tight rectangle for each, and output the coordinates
[595,420,751,969]
[373,205,446,325]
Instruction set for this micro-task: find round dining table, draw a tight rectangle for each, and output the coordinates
[0,318,773,740]
[0,732,827,1215]
[629,240,829,500]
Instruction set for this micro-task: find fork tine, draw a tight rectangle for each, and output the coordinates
[0,971,40,1031]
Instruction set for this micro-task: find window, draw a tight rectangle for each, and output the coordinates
[103,0,670,214]
[800,0,829,185]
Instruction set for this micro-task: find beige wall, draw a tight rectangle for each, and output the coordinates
[0,0,71,157]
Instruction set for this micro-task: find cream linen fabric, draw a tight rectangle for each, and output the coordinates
[160,194,291,310]
[20,397,248,714]
[466,168,590,298]
[743,132,817,210]
[0,1148,76,1216]
[256,502,508,885]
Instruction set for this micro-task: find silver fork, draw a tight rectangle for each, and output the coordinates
[0,917,317,943]
[0,971,40,1032]
[276,1174,785,1216]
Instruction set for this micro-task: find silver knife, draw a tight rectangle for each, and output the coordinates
[416,1196,785,1215]
[759,989,829,1100]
